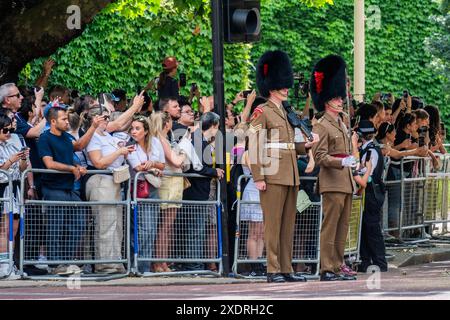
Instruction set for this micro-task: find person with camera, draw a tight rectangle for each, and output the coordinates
[310,55,358,281]
[127,115,165,274]
[0,114,36,279]
[424,105,447,154]
[157,56,180,100]
[84,107,134,275]
[249,50,319,283]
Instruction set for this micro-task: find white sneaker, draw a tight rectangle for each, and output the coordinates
[0,264,22,280]
[36,255,49,270]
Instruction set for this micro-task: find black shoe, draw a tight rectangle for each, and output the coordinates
[320,272,341,281]
[24,265,48,276]
[267,273,286,283]
[338,273,357,281]
[282,273,307,282]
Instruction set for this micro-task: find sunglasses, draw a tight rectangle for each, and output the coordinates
[7,93,21,99]
[1,128,14,134]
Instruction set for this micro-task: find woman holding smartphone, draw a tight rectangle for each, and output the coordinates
[0,114,31,279]
[127,115,165,274]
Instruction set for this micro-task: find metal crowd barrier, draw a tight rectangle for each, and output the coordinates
[232,175,323,280]
[383,155,450,243]
[0,170,14,280]
[345,195,364,264]
[19,169,131,281]
[131,171,223,277]
[423,154,450,239]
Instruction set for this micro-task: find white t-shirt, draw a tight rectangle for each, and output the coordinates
[360,140,379,176]
[127,137,165,179]
[112,131,130,144]
[86,131,125,170]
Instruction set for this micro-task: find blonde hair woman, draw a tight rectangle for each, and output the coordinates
[150,112,186,272]
[128,115,165,274]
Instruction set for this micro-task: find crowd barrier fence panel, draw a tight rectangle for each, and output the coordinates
[19,169,131,281]
[0,170,14,279]
[132,171,223,277]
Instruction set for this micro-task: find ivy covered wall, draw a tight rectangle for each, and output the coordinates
[21,0,447,115]
[252,0,447,110]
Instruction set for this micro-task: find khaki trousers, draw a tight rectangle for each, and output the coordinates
[86,174,124,271]
[320,192,353,274]
[260,183,298,274]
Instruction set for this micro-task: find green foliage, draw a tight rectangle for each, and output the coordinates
[253,0,447,113]
[426,0,449,105]
[20,0,447,122]
[19,1,251,106]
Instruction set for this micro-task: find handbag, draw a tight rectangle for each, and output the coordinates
[145,169,162,188]
[296,189,312,213]
[113,165,131,184]
[183,177,191,190]
[136,179,150,198]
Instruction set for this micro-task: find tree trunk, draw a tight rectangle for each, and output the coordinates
[0,0,113,82]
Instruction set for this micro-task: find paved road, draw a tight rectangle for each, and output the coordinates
[1,261,450,300]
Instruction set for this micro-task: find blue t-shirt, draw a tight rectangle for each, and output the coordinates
[38,130,75,190]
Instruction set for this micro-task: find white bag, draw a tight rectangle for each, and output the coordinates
[177,137,203,171]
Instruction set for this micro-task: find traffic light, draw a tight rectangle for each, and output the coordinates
[223,0,261,43]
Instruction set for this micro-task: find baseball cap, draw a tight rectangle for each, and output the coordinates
[162,56,179,70]
[357,120,376,135]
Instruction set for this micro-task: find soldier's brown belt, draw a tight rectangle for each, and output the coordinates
[265,143,295,150]
[331,153,350,159]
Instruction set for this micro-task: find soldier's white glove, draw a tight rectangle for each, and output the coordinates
[341,156,357,168]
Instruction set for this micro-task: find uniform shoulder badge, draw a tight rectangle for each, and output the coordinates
[250,106,265,121]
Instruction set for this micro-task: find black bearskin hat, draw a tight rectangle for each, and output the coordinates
[310,55,347,112]
[256,50,294,98]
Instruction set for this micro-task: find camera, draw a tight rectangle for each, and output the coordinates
[179,73,187,87]
[403,90,409,99]
[243,90,252,99]
[381,93,391,101]
[418,126,428,147]
[98,93,106,115]
[191,83,198,92]
[293,72,309,99]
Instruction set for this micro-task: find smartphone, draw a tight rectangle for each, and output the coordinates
[179,73,187,87]
[243,90,252,98]
[403,90,409,99]
[126,138,136,147]
[98,93,106,115]
[191,83,197,92]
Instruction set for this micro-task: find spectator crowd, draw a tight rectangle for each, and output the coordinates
[0,56,447,279]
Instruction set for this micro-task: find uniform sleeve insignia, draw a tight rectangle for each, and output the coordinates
[250,107,264,121]
[249,124,262,134]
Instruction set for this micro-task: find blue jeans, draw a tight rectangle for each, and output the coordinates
[131,188,159,273]
[42,187,85,262]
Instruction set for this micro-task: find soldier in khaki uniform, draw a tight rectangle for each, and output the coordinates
[310,55,358,281]
[249,50,319,283]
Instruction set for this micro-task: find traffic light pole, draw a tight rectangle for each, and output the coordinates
[211,0,230,275]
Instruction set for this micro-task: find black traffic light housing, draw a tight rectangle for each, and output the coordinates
[223,0,261,43]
